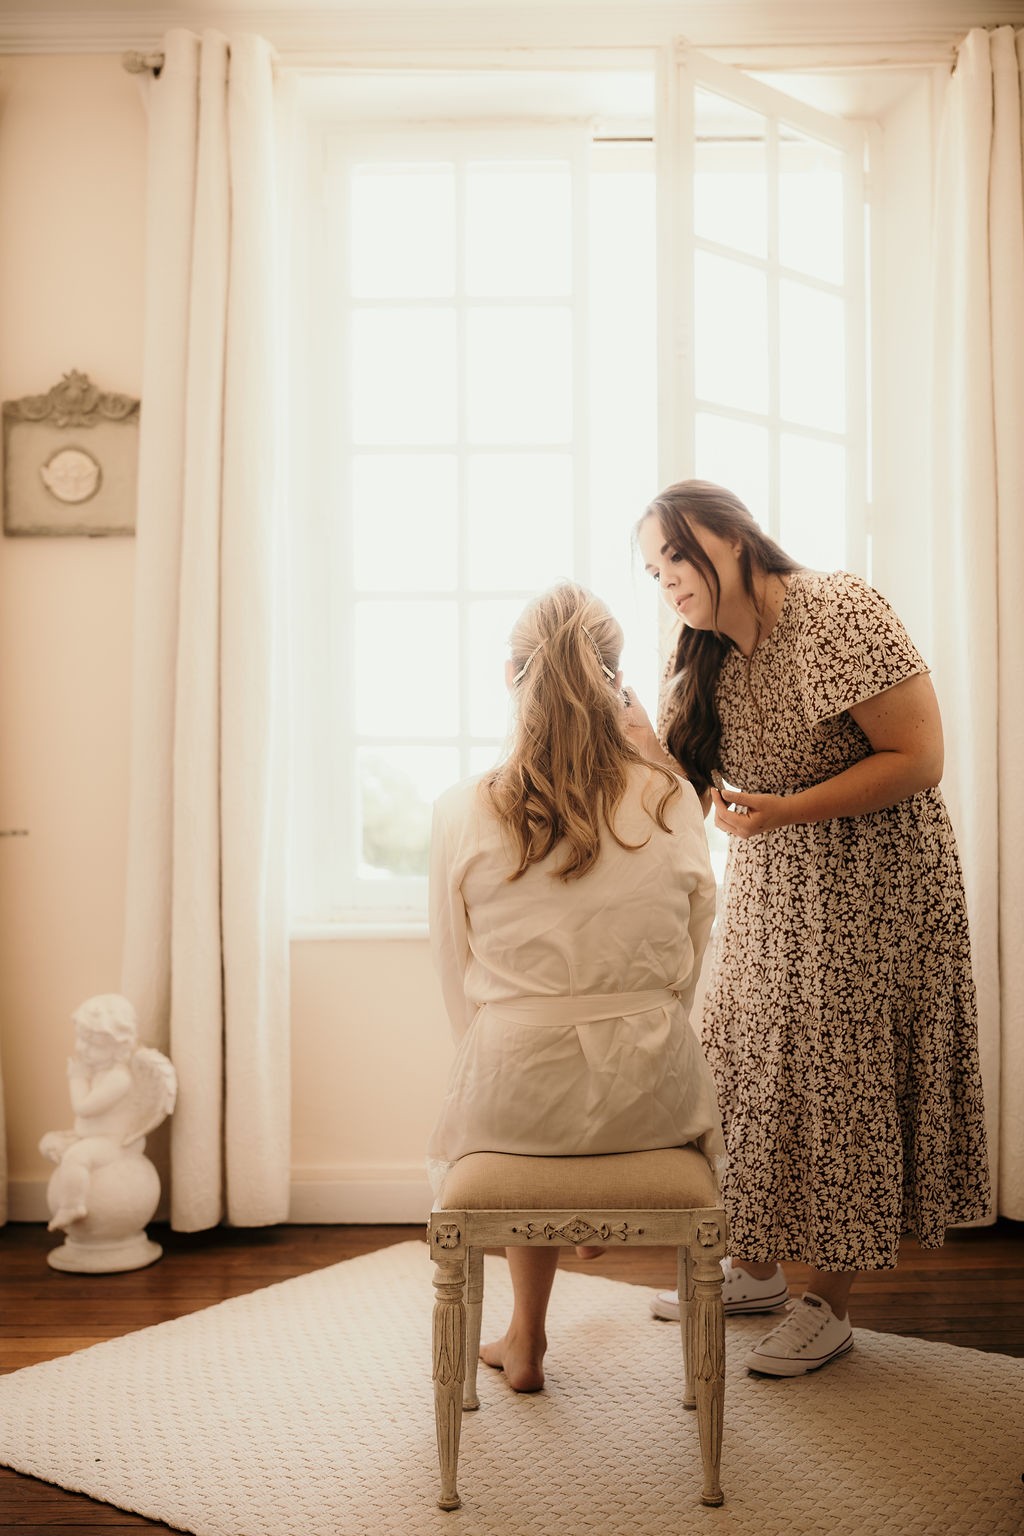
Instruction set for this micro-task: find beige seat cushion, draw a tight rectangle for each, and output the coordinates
[437,1147,719,1211]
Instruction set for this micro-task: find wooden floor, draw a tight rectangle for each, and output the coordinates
[1,1218,1021,1533]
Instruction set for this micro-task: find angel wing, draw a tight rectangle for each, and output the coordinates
[124,1047,178,1144]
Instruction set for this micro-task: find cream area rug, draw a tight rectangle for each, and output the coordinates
[0,1241,1020,1536]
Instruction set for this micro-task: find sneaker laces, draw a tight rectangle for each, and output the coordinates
[757,1297,829,1353]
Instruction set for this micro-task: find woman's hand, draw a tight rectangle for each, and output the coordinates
[711,787,792,839]
[619,686,658,751]
[620,687,682,777]
[712,675,945,835]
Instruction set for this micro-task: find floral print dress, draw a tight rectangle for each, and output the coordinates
[694,570,991,1271]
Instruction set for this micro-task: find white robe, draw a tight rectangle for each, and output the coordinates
[427,765,725,1193]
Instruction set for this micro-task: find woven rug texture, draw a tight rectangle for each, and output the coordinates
[0,1240,1020,1536]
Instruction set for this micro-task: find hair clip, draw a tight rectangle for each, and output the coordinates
[581,624,616,681]
[511,645,542,685]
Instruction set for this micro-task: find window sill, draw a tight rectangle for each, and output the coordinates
[291,920,429,941]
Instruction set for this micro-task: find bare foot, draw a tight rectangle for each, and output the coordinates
[480,1331,546,1392]
[574,1245,605,1260]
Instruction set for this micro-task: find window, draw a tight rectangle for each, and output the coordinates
[288,55,868,924]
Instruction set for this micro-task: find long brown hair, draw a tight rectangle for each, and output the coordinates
[639,481,802,799]
[487,581,680,881]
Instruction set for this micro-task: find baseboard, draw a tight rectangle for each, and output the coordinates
[6,1181,50,1223]
[287,1169,432,1225]
[7,1175,1001,1233]
[4,1173,432,1227]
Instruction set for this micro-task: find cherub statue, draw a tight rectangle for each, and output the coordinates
[39,994,177,1273]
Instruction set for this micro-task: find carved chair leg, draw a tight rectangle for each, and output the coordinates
[689,1219,726,1507]
[463,1245,484,1411]
[432,1248,467,1510]
[678,1243,695,1410]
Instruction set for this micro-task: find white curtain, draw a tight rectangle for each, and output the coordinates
[121,29,290,1230]
[931,25,1024,1220]
[0,1046,6,1225]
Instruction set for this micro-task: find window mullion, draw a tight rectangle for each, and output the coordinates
[572,133,590,582]
[456,153,471,779]
[328,156,356,916]
[766,113,781,547]
[658,41,694,486]
[845,135,870,579]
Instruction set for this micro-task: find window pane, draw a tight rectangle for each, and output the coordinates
[694,90,767,259]
[695,413,770,528]
[466,307,573,443]
[779,281,845,433]
[351,309,457,444]
[779,132,844,284]
[694,251,769,414]
[467,453,573,589]
[350,164,455,298]
[467,598,523,739]
[352,454,457,592]
[354,600,458,736]
[357,745,459,878]
[780,435,846,572]
[466,161,572,297]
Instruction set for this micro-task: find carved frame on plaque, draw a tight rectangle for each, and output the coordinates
[2,371,139,536]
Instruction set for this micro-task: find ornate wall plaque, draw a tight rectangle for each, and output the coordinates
[2,370,139,536]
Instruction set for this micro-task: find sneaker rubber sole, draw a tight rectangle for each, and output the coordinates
[649,1281,790,1322]
[746,1331,854,1377]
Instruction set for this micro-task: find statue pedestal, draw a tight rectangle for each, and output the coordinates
[47,1232,163,1273]
[45,1148,163,1274]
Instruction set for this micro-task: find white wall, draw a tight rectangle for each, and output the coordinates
[0,55,145,1216]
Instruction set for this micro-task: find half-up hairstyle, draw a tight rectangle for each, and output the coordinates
[487,581,680,882]
[639,481,802,800]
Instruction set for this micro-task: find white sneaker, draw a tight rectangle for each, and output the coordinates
[649,1257,790,1321]
[745,1293,854,1377]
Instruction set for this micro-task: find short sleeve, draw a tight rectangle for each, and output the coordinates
[798,573,928,724]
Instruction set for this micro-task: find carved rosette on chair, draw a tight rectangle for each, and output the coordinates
[39,994,177,1274]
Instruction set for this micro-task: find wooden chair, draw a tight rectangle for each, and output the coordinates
[428,1147,727,1511]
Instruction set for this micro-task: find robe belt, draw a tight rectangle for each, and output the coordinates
[481,988,676,1027]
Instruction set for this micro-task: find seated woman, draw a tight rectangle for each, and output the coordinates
[427,581,724,1393]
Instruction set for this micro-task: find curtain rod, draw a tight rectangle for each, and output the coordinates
[122,51,164,75]
[119,36,967,78]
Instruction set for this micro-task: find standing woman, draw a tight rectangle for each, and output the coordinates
[630,480,990,1377]
[427,581,724,1393]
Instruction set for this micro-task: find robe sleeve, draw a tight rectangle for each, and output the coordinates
[428,791,476,1043]
[668,782,717,1017]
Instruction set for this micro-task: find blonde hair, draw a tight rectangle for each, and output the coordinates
[486,581,680,881]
